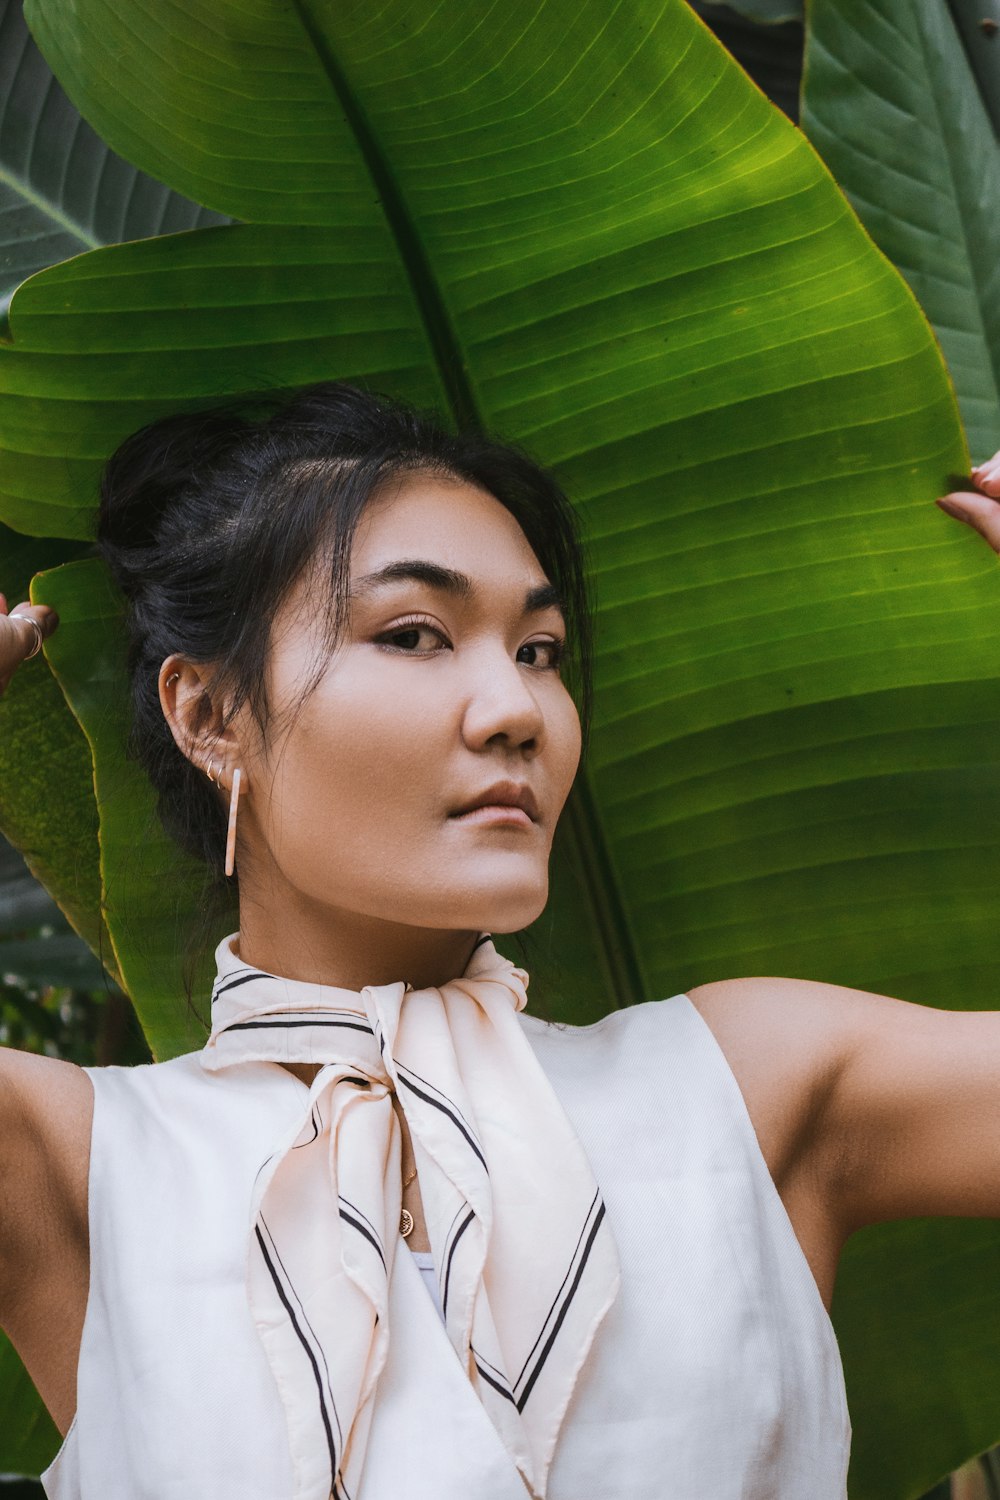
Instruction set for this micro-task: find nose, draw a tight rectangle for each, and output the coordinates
[460,648,545,755]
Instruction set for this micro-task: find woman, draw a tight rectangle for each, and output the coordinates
[0,380,998,1500]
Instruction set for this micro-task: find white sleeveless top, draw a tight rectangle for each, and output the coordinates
[408,1248,444,1319]
[41,995,851,1499]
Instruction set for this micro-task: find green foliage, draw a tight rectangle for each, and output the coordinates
[0,0,226,317]
[0,0,997,1492]
[715,0,803,19]
[0,522,114,972]
[836,1219,1000,1500]
[802,0,1000,462]
[32,556,233,1057]
[0,1334,58,1482]
[945,0,1000,139]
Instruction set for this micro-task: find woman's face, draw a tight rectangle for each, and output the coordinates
[237,471,582,941]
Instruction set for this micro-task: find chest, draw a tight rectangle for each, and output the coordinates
[44,1006,851,1499]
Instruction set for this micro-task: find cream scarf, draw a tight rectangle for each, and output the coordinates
[199,930,621,1500]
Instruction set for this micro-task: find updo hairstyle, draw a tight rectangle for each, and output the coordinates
[95,381,594,897]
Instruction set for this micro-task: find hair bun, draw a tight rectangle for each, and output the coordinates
[97,406,246,577]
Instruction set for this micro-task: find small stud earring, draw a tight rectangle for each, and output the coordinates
[165,671,180,687]
[225,768,242,878]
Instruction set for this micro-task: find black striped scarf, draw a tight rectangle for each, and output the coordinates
[199,930,621,1500]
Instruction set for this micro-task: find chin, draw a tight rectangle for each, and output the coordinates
[462,880,549,936]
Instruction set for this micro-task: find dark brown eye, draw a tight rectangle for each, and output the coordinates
[390,628,423,650]
[517,639,565,670]
[376,619,448,653]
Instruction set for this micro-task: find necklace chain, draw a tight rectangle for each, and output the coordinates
[400,1162,418,1239]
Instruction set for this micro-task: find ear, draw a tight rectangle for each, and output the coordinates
[157,654,251,795]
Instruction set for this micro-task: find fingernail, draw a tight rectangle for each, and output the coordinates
[937,498,967,520]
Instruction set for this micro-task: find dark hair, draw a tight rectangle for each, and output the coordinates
[96,381,594,997]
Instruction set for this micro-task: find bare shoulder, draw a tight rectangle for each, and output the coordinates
[684,976,871,1185]
[0,1044,94,1150]
[686,973,914,1070]
[686,974,873,1061]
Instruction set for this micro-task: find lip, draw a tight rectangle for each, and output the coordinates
[450,781,540,824]
[452,805,534,828]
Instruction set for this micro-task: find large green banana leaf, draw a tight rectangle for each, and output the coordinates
[1,0,998,1491]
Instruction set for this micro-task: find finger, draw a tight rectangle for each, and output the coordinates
[970,462,1000,496]
[6,605,58,663]
[9,603,59,637]
[937,491,1000,553]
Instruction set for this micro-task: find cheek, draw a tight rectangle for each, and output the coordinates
[261,668,451,855]
[549,689,583,798]
[254,655,580,916]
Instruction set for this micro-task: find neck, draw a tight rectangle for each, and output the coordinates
[234,891,483,991]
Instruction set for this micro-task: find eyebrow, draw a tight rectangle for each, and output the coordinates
[350,559,564,617]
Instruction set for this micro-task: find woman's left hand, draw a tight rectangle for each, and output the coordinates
[937,451,1000,552]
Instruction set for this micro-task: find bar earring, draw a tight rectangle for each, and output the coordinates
[225,768,242,878]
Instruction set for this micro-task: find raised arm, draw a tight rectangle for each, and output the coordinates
[687,969,1000,1322]
[684,469,1000,1283]
[824,458,1000,1216]
[0,592,93,1433]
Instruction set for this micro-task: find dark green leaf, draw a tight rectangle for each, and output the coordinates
[835,1219,1000,1500]
[0,0,227,319]
[703,0,803,22]
[31,557,224,1057]
[945,0,1000,141]
[0,524,116,980]
[802,0,1000,459]
[0,1332,58,1476]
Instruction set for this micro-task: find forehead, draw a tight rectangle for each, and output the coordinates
[351,471,546,580]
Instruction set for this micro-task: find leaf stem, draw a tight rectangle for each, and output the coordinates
[563,777,648,1009]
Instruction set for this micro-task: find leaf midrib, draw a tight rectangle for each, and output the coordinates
[0,163,101,250]
[289,0,478,430]
[288,0,648,1007]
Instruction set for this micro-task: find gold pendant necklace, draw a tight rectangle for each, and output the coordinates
[400,1164,417,1239]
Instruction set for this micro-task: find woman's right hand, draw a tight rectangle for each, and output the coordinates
[0,592,59,697]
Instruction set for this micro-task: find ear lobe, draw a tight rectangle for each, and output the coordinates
[158,655,243,777]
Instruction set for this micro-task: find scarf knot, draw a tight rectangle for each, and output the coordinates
[200,931,620,1500]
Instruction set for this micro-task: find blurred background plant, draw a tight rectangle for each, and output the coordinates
[0,832,146,1065]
